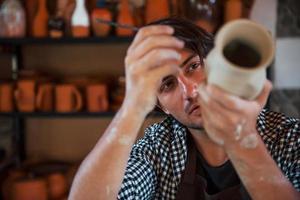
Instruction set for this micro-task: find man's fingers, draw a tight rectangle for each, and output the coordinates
[138,48,181,70]
[204,85,246,111]
[128,35,184,61]
[127,25,174,54]
[255,80,273,108]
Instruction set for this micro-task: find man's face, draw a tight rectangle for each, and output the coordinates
[157,49,206,130]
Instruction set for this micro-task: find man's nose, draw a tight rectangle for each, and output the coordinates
[178,75,199,99]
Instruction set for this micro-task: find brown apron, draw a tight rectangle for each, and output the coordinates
[176,134,250,200]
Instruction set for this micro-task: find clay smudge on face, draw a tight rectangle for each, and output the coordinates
[240,134,258,149]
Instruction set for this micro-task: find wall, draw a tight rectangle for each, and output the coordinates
[250,0,300,118]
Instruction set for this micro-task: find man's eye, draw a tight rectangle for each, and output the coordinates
[160,79,176,93]
[187,62,202,73]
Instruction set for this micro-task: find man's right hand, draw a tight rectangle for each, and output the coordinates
[123,25,184,114]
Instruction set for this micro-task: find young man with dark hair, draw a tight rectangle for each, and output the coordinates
[69,18,300,200]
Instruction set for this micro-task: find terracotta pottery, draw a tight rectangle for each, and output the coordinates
[25,0,38,36]
[55,84,83,112]
[224,0,243,22]
[47,172,68,200]
[15,80,36,112]
[11,177,48,200]
[0,82,14,112]
[32,0,49,37]
[36,83,54,112]
[91,0,112,37]
[145,0,170,24]
[71,0,90,37]
[86,84,108,112]
[116,0,135,36]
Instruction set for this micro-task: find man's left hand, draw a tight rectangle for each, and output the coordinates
[198,80,273,148]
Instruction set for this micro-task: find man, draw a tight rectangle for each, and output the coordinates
[69,18,300,200]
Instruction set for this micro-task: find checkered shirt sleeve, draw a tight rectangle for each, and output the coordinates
[257,109,300,191]
[117,125,158,199]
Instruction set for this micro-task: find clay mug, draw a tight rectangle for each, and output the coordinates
[15,80,36,112]
[11,177,48,200]
[46,172,68,200]
[0,82,14,112]
[55,84,82,112]
[86,84,109,112]
[36,83,54,112]
[205,19,274,100]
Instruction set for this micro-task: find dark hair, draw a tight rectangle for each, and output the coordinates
[148,17,214,65]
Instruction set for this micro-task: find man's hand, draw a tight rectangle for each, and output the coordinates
[197,80,272,147]
[124,25,184,114]
[197,80,299,200]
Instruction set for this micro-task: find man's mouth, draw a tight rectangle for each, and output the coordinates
[188,105,200,115]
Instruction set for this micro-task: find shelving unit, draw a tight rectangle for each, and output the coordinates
[0,36,137,167]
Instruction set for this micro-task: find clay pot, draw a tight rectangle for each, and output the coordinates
[116,0,135,36]
[55,84,83,112]
[32,0,49,37]
[145,0,170,24]
[86,84,108,112]
[0,82,14,112]
[91,0,112,37]
[15,80,36,112]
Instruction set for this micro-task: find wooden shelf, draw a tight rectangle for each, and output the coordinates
[0,111,165,118]
[0,36,133,45]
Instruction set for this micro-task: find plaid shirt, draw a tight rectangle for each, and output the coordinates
[117,109,300,199]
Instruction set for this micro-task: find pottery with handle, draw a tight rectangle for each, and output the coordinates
[55,84,83,112]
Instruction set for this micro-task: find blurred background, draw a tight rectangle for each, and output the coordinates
[0,0,299,199]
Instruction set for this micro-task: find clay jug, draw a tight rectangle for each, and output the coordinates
[71,0,90,37]
[55,84,83,112]
[15,80,36,112]
[0,82,14,112]
[32,0,49,37]
[145,0,170,24]
[91,0,112,37]
[86,84,108,112]
[36,83,54,112]
[116,0,135,36]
